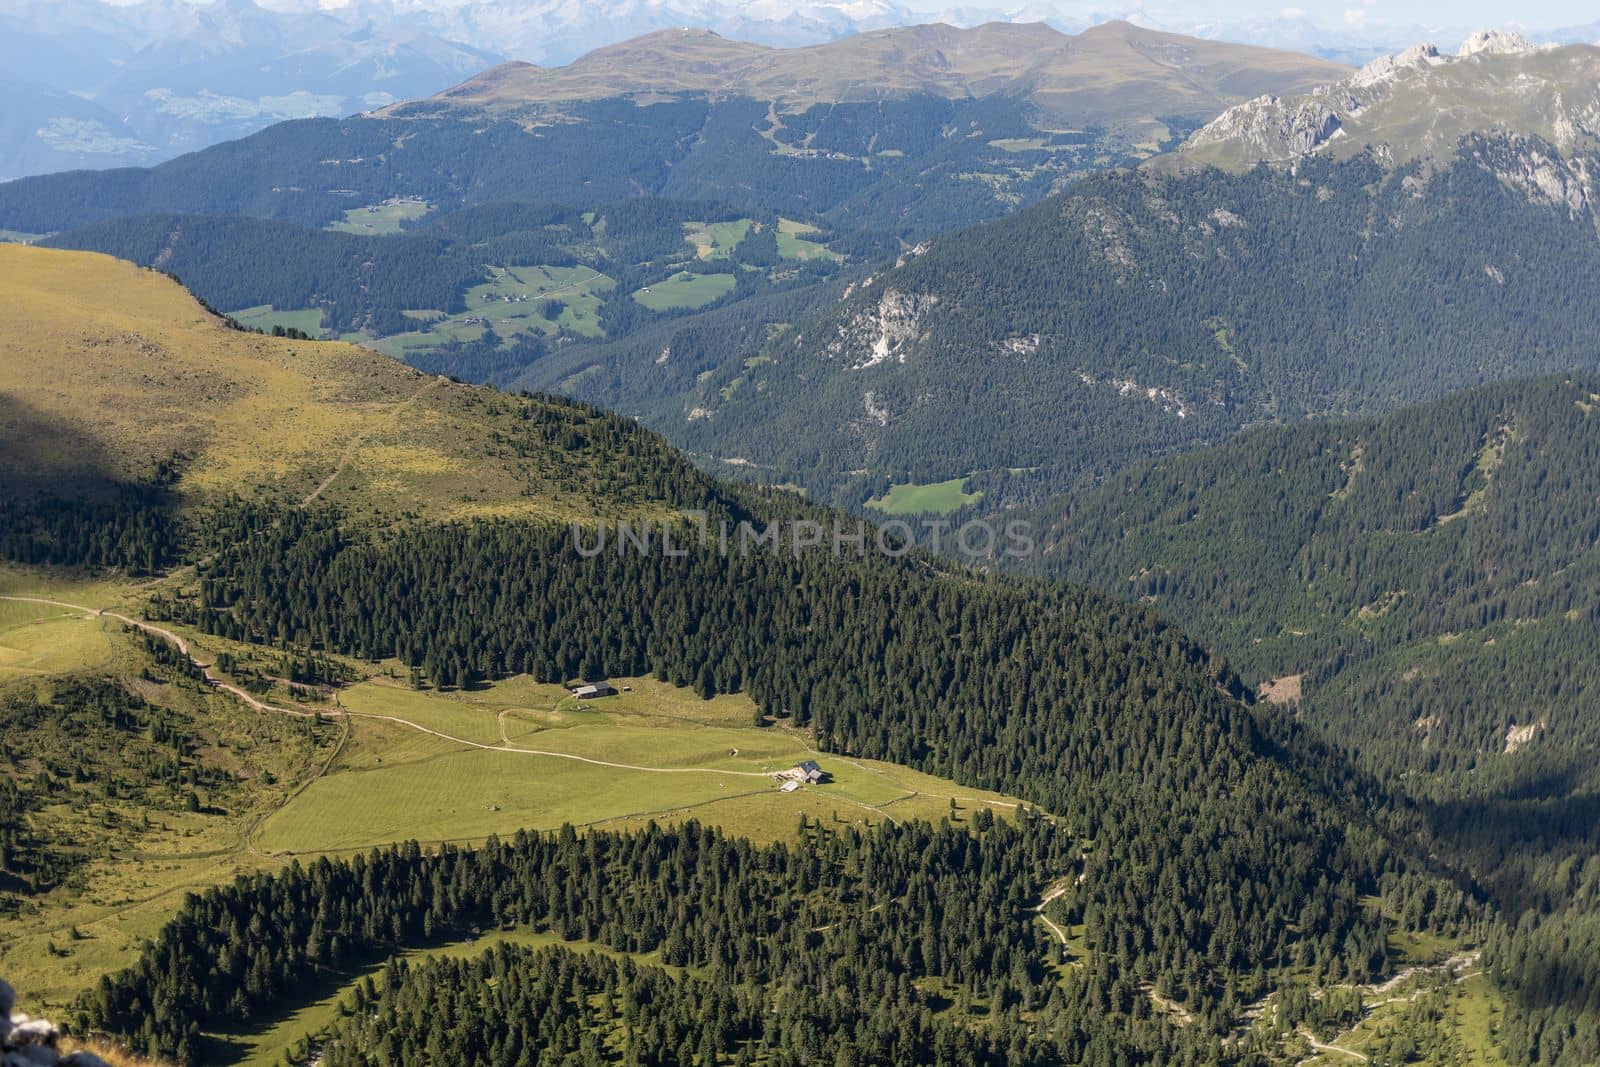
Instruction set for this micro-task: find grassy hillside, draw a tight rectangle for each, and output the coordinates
[0,244,705,524]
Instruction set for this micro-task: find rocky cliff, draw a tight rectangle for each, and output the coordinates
[1175,30,1600,170]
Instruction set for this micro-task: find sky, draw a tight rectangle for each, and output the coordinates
[91,0,1600,36]
[902,0,1593,32]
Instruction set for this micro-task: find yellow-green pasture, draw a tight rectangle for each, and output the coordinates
[256,674,1025,854]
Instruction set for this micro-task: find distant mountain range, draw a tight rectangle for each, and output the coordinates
[0,20,1344,238]
[395,20,1348,139]
[525,137,1600,511]
[0,0,498,179]
[2,0,1595,180]
[5,20,1347,394]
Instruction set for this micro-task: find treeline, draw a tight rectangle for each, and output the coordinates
[0,491,179,574]
[319,941,1042,1067]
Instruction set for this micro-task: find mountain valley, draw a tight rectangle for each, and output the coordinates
[2,14,1600,1067]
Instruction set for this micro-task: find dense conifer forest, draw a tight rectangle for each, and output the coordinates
[1015,373,1600,1065]
[80,810,1447,1065]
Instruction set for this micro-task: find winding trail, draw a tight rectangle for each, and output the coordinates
[1033,882,1070,945]
[300,374,445,507]
[338,696,779,778]
[1299,1028,1368,1062]
[1283,950,1482,1063]
[3,595,322,718]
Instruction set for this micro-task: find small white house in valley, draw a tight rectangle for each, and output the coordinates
[777,759,825,784]
[572,682,617,700]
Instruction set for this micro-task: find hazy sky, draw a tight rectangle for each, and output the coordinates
[905,0,1596,31]
[101,0,1600,35]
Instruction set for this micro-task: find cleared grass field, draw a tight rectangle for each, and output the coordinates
[683,218,838,263]
[325,199,432,235]
[256,675,1026,854]
[0,572,144,682]
[866,476,983,515]
[684,218,752,259]
[227,304,327,337]
[0,611,117,681]
[776,217,842,261]
[633,271,735,311]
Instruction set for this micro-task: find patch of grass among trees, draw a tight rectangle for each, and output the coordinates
[866,476,982,515]
[632,271,736,311]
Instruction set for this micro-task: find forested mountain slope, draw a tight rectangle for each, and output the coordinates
[541,139,1600,510]
[0,23,1342,240]
[0,246,1483,1064]
[1015,375,1600,1065]
[1022,374,1600,799]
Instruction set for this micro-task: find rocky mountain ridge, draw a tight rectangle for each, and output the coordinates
[1175,30,1600,170]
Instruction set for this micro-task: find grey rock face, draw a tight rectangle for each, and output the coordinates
[1,978,113,1067]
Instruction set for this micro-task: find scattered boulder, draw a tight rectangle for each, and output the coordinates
[1,979,111,1067]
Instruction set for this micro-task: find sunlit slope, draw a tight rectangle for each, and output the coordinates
[403,21,1348,129]
[0,245,685,522]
